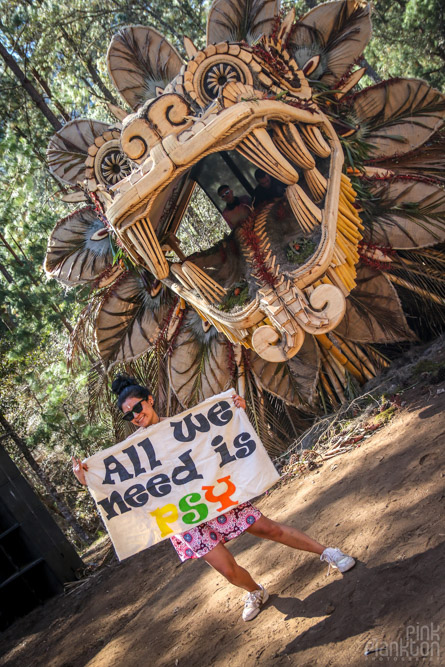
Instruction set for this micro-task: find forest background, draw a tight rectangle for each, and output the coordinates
[0,0,444,547]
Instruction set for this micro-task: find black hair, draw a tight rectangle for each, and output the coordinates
[217,184,230,195]
[255,168,267,181]
[111,373,151,410]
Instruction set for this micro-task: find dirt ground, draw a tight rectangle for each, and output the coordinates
[1,352,444,666]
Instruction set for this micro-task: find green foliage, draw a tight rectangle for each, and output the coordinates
[0,336,111,455]
[366,0,445,92]
[176,185,228,256]
[286,238,316,264]
[217,280,250,312]
[413,358,445,375]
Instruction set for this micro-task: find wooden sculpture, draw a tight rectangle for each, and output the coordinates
[44,0,445,447]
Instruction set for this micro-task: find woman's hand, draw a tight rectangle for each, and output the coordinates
[232,394,246,410]
[72,456,88,486]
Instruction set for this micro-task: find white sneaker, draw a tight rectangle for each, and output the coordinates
[320,547,356,574]
[242,584,269,621]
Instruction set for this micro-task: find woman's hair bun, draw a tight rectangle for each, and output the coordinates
[111,373,139,396]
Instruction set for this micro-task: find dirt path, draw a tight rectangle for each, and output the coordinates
[1,381,444,666]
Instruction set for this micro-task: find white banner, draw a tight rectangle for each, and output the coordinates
[84,390,279,560]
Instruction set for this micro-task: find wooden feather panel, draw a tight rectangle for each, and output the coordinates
[334,266,415,343]
[364,179,445,249]
[95,273,171,366]
[168,313,232,408]
[45,207,114,286]
[207,0,280,45]
[353,78,445,159]
[248,335,320,407]
[290,0,371,86]
[107,26,184,111]
[369,128,445,183]
[47,119,110,185]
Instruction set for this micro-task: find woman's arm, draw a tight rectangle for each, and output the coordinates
[72,456,88,486]
[232,394,246,410]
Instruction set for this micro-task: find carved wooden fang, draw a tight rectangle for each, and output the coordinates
[170,262,195,290]
[237,128,299,185]
[125,217,169,279]
[300,125,331,158]
[181,261,226,303]
[286,184,322,232]
[272,122,316,170]
[304,168,327,203]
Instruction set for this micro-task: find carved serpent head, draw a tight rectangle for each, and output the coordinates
[44,0,445,414]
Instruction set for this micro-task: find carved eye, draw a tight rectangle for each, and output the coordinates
[204,63,242,99]
[90,227,110,241]
[182,45,254,107]
[93,139,132,186]
[302,55,321,77]
[83,128,131,188]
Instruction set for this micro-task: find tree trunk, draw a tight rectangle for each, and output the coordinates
[0,410,92,544]
[0,21,71,122]
[0,41,62,131]
[0,309,16,332]
[59,26,119,104]
[0,230,23,264]
[0,261,13,283]
[359,57,382,83]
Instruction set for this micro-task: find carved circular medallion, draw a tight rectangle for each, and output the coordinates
[94,139,132,186]
[203,62,243,99]
[184,50,254,107]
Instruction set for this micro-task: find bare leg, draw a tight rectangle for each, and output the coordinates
[202,542,260,592]
[247,515,325,555]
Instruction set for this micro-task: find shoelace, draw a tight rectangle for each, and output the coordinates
[320,551,336,576]
[245,590,262,605]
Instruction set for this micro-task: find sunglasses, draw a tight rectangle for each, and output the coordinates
[122,399,145,421]
[220,190,231,197]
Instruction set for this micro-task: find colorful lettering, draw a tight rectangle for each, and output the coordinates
[179,493,209,524]
[150,503,178,537]
[202,475,238,512]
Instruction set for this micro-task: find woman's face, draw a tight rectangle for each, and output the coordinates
[121,395,157,428]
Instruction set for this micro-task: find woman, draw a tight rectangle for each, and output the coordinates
[72,374,355,622]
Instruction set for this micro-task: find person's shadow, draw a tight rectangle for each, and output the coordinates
[263,542,444,658]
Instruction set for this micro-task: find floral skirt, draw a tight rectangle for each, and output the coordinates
[170,502,261,561]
